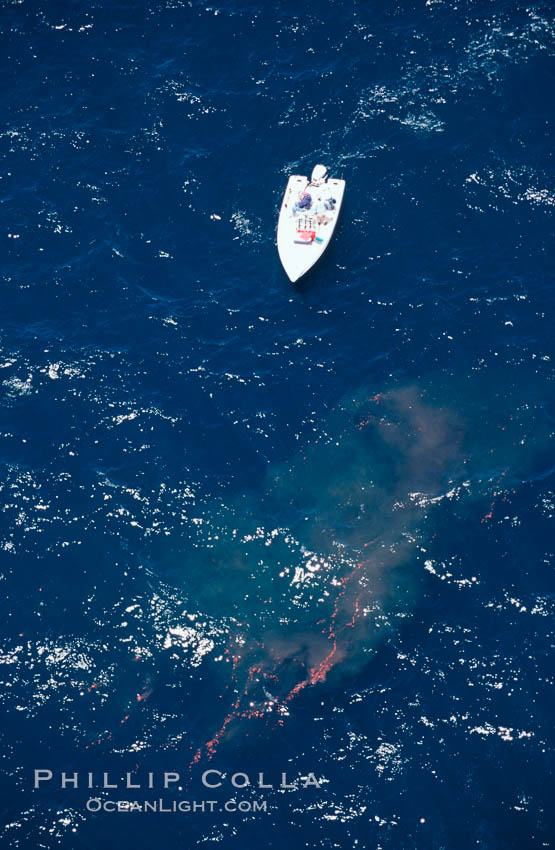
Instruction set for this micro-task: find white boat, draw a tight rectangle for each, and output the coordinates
[277,165,345,283]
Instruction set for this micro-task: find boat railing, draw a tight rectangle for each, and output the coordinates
[296,215,317,232]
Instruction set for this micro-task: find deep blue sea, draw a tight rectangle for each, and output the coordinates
[1,0,554,848]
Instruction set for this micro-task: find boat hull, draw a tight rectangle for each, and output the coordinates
[277,174,345,283]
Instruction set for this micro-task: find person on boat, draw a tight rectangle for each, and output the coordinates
[313,193,336,224]
[313,195,328,224]
[293,190,312,213]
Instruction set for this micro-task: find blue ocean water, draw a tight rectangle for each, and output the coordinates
[1,0,554,847]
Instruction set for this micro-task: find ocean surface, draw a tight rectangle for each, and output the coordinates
[1,0,554,848]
